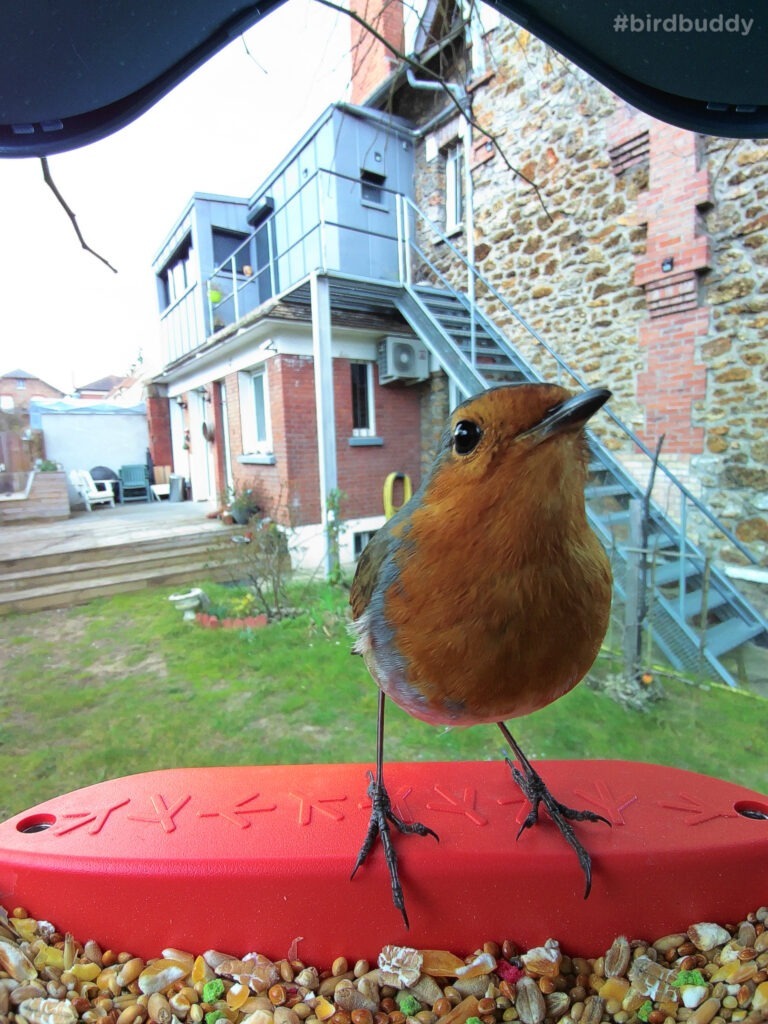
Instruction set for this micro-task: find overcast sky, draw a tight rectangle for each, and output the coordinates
[0,0,351,394]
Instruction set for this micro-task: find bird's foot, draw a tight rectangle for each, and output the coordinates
[504,754,610,898]
[351,770,438,927]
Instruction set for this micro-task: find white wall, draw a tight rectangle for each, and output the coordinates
[41,409,149,506]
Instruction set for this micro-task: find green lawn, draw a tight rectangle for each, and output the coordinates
[0,580,765,820]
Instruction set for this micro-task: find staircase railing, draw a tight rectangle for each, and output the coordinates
[395,193,763,572]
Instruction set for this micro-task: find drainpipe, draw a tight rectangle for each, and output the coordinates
[405,69,477,375]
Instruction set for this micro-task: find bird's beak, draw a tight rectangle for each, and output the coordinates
[525,387,612,441]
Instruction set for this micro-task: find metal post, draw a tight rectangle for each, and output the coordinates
[396,194,405,285]
[268,221,276,299]
[231,256,239,323]
[403,197,413,285]
[463,113,477,369]
[623,499,643,682]
[679,497,688,621]
[318,171,327,273]
[310,272,338,578]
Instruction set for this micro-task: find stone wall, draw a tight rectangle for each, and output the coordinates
[399,23,768,562]
[697,136,768,547]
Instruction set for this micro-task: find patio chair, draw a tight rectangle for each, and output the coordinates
[119,464,150,503]
[69,469,116,511]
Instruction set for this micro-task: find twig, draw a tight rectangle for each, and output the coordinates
[40,157,118,273]
[315,0,552,219]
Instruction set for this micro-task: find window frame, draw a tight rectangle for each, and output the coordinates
[159,233,193,309]
[360,169,388,210]
[238,363,273,459]
[444,142,464,236]
[350,361,376,438]
[212,228,249,277]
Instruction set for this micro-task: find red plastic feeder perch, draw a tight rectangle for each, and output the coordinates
[0,760,766,963]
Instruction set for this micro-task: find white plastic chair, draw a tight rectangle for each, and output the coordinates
[69,469,116,510]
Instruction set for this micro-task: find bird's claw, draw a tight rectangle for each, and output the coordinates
[352,770,438,927]
[505,755,610,899]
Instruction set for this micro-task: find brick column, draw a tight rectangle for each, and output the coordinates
[145,384,173,468]
[349,0,404,104]
[609,107,711,453]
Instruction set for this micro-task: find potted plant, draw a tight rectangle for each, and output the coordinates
[225,483,260,525]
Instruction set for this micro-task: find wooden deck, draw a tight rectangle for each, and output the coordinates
[0,501,243,614]
[0,500,224,559]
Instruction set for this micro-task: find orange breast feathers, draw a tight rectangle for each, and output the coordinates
[350,383,613,727]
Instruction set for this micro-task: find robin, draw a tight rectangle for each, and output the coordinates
[349,382,613,925]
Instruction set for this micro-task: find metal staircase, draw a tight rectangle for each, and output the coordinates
[386,198,768,688]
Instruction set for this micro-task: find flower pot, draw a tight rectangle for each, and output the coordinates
[231,506,254,525]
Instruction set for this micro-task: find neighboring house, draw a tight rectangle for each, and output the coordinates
[147,0,768,688]
[74,374,133,401]
[0,368,64,413]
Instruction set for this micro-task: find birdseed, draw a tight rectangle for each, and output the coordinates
[0,904,767,1024]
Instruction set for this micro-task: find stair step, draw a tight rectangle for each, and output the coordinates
[0,555,242,615]
[0,529,228,574]
[594,508,632,526]
[654,559,699,585]
[704,618,764,656]
[681,587,729,617]
[585,483,629,499]
[0,539,236,594]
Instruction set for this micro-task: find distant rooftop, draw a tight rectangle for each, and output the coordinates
[1,368,64,393]
[75,374,126,393]
[2,368,37,380]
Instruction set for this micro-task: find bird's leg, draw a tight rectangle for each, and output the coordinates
[352,691,438,927]
[498,721,610,898]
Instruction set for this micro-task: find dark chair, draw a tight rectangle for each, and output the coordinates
[119,464,150,502]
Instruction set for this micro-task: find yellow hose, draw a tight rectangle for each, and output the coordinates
[383,471,412,519]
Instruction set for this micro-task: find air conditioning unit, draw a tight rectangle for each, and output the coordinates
[377,337,430,385]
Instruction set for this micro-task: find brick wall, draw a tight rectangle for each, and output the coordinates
[349,0,404,104]
[335,357,423,519]
[222,354,422,527]
[0,376,63,411]
[145,384,173,469]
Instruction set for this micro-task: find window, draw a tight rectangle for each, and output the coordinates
[360,169,386,207]
[351,362,375,437]
[15,378,26,390]
[159,234,193,308]
[444,143,464,235]
[252,369,268,446]
[212,228,249,275]
[354,530,377,560]
[238,365,272,458]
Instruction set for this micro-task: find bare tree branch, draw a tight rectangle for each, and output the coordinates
[40,157,118,273]
[317,0,552,219]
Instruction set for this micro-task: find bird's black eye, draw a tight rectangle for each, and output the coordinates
[453,419,482,455]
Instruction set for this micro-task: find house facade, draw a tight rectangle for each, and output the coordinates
[0,369,63,413]
[148,104,428,571]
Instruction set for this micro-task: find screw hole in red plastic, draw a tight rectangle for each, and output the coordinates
[734,800,768,821]
[16,814,56,833]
